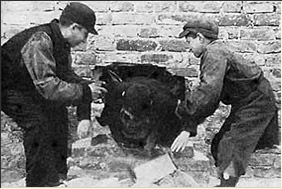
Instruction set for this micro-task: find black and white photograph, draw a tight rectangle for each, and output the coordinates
[1,1,281,187]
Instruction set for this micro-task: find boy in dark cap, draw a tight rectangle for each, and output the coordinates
[171,17,279,187]
[1,2,107,187]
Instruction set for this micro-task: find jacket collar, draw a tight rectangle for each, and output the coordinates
[49,19,70,49]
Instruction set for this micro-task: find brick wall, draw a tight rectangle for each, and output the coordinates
[1,1,281,180]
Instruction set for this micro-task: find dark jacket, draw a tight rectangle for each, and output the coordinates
[180,40,278,136]
[1,19,92,107]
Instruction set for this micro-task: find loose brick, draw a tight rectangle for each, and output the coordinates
[222,1,242,13]
[183,171,210,185]
[253,13,280,26]
[257,41,281,54]
[141,54,171,63]
[159,39,189,52]
[117,39,158,52]
[240,28,276,41]
[112,13,156,25]
[244,2,274,13]
[109,1,134,12]
[219,14,251,26]
[179,1,222,13]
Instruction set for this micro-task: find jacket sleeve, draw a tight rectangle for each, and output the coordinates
[181,50,228,135]
[21,31,92,106]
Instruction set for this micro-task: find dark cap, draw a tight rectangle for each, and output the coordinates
[60,2,98,35]
[179,18,218,39]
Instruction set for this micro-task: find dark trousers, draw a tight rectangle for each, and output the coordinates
[211,78,279,186]
[2,90,68,187]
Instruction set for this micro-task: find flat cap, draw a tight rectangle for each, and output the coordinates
[179,18,218,39]
[60,2,98,35]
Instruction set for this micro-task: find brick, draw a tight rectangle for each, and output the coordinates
[222,1,242,13]
[273,156,281,169]
[226,27,240,39]
[265,54,281,67]
[87,36,116,51]
[240,28,276,41]
[274,28,281,39]
[72,42,87,52]
[257,41,281,54]
[3,1,34,12]
[159,39,189,52]
[244,2,274,13]
[141,54,170,63]
[180,66,199,77]
[135,1,155,13]
[117,39,158,52]
[227,41,257,53]
[269,78,281,91]
[74,1,110,12]
[176,159,210,171]
[273,2,281,13]
[179,1,222,13]
[139,27,159,38]
[154,1,177,13]
[109,1,134,12]
[253,13,280,26]
[96,13,112,25]
[249,154,276,166]
[78,157,100,169]
[73,66,93,78]
[112,13,156,25]
[270,68,281,78]
[183,171,210,185]
[74,51,97,65]
[219,14,251,26]
[100,25,138,38]
[253,167,281,178]
[96,52,141,64]
[157,13,218,25]
[158,25,185,38]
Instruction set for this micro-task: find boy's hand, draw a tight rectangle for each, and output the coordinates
[171,131,190,152]
[88,82,108,100]
[77,119,92,139]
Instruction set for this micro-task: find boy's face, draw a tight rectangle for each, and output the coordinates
[67,24,89,47]
[185,34,204,58]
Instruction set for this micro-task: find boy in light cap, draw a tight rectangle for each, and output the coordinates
[1,2,107,187]
[171,17,279,187]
